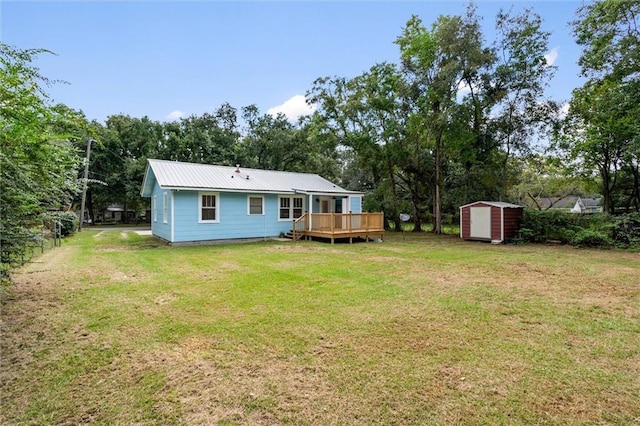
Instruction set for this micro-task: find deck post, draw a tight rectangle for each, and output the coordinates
[308,195,313,231]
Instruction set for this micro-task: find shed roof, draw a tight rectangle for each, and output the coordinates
[459,201,523,209]
[140,159,361,197]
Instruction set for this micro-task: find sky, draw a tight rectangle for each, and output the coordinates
[2,0,585,124]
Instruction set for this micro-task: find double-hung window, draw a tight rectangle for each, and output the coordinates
[248,195,264,215]
[279,197,291,219]
[279,196,304,220]
[199,192,219,222]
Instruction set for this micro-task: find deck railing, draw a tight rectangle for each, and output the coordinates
[292,212,384,241]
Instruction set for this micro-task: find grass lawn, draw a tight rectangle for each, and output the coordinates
[1,230,639,425]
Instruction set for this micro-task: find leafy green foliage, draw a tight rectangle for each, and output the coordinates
[570,229,612,248]
[47,211,79,236]
[517,210,640,249]
[0,43,83,282]
[558,0,640,214]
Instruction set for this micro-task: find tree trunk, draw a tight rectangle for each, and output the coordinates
[411,182,423,232]
[386,158,402,232]
[432,132,442,234]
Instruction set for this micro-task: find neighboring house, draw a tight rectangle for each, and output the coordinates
[96,204,137,224]
[535,196,603,214]
[77,203,136,224]
[140,159,374,244]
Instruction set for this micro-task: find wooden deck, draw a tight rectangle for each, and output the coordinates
[292,213,384,243]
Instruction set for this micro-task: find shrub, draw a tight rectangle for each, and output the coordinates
[571,229,612,248]
[47,212,78,236]
[610,213,640,249]
[516,210,640,249]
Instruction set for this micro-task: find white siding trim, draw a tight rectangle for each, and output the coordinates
[500,207,504,242]
[170,191,175,242]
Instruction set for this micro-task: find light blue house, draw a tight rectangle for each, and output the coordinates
[140,159,365,244]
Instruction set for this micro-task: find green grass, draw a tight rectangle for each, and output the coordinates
[2,230,639,425]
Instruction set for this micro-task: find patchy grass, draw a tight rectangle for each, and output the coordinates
[1,231,639,425]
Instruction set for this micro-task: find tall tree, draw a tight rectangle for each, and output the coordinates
[308,64,410,230]
[490,8,557,198]
[0,44,82,280]
[396,10,491,233]
[563,0,640,213]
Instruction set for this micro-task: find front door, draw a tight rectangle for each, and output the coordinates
[470,207,491,239]
[321,200,329,213]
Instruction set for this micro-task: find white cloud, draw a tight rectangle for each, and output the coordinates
[544,47,559,66]
[267,95,316,121]
[166,110,184,121]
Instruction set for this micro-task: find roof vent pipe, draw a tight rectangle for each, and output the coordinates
[235,164,241,173]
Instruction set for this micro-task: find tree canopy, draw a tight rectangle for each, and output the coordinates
[3,1,639,277]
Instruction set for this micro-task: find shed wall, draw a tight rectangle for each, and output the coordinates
[491,206,502,241]
[460,202,523,242]
[502,208,523,239]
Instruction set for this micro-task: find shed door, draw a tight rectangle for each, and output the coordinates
[470,207,491,239]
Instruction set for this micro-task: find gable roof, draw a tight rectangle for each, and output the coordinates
[536,196,601,209]
[580,198,601,207]
[459,201,523,209]
[140,159,361,197]
[536,196,579,209]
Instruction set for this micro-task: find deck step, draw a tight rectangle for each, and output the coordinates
[284,230,303,241]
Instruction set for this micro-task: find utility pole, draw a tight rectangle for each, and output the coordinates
[79,138,94,232]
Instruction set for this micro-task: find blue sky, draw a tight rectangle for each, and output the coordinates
[2,1,583,124]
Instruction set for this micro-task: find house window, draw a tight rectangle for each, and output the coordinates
[293,197,303,218]
[162,192,168,223]
[153,196,158,222]
[199,192,219,222]
[248,195,264,215]
[279,196,304,220]
[279,197,290,219]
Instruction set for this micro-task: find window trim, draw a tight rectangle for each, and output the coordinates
[278,195,304,221]
[152,195,158,222]
[162,192,168,223]
[247,195,264,216]
[199,192,220,223]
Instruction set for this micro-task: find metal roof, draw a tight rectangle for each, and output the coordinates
[459,201,523,209]
[141,159,361,196]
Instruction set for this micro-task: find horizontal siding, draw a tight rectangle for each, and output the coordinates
[460,207,471,239]
[460,203,523,242]
[491,206,501,241]
[350,196,362,213]
[172,191,293,242]
[503,208,523,239]
[151,182,172,241]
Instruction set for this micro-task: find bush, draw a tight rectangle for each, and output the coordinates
[47,212,78,236]
[571,229,612,248]
[610,213,640,249]
[516,210,640,249]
